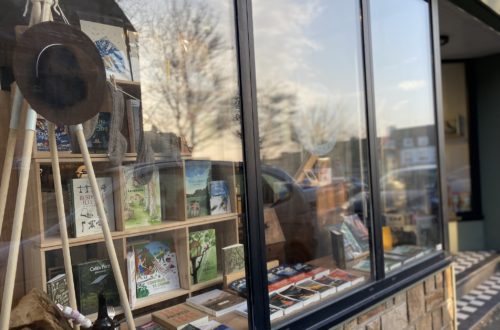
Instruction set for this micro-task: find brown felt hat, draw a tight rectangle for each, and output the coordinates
[13,22,106,125]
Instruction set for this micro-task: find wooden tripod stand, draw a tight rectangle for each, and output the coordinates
[0,1,135,328]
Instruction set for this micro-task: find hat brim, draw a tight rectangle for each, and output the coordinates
[13,22,106,125]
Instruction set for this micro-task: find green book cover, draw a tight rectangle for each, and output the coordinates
[222,243,245,275]
[185,161,211,218]
[123,165,162,229]
[74,259,120,315]
[189,229,217,284]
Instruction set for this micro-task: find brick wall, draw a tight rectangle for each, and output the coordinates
[332,266,456,330]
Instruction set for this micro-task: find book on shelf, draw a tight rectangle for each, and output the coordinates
[328,269,365,286]
[151,304,209,330]
[352,258,371,273]
[268,292,303,315]
[80,20,132,81]
[386,245,430,260]
[228,277,247,296]
[291,263,329,280]
[46,273,69,307]
[85,112,111,153]
[69,176,115,237]
[127,30,140,81]
[296,279,336,299]
[314,275,351,292]
[384,256,403,271]
[73,259,120,315]
[126,251,136,308]
[343,214,370,251]
[137,321,167,330]
[277,285,320,306]
[185,161,211,218]
[329,228,346,269]
[209,180,231,215]
[222,243,244,275]
[123,165,162,228]
[36,116,72,152]
[329,222,365,260]
[267,272,292,293]
[185,289,246,317]
[133,240,180,299]
[235,303,283,321]
[189,228,217,284]
[126,99,142,153]
[181,320,233,330]
[269,265,310,284]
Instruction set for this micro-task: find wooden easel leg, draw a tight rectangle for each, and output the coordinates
[0,108,37,330]
[0,87,24,236]
[74,124,135,329]
[47,123,78,328]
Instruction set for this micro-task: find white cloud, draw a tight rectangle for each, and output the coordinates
[398,80,426,91]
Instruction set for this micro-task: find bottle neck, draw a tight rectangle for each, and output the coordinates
[97,293,109,320]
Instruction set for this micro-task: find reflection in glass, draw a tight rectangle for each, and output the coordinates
[370,0,442,272]
[253,0,372,323]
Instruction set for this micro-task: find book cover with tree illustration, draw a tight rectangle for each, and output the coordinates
[73,259,120,315]
[222,243,244,275]
[123,166,162,229]
[185,161,211,218]
[70,177,115,237]
[133,240,180,298]
[189,229,217,284]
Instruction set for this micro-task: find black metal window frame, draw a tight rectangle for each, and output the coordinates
[235,0,452,329]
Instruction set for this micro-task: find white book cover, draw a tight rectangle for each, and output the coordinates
[127,251,136,308]
[80,20,132,81]
[186,289,245,317]
[71,177,115,237]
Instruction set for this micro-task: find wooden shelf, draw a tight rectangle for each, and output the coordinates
[33,153,138,163]
[133,288,190,310]
[39,214,238,250]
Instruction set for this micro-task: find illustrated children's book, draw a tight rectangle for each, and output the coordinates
[70,177,115,237]
[36,117,72,152]
[209,180,231,215]
[185,161,211,218]
[80,20,132,81]
[189,229,217,284]
[123,165,162,228]
[222,244,245,275]
[134,240,180,298]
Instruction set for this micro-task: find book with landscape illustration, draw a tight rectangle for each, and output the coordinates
[269,292,303,315]
[189,229,217,284]
[73,259,120,315]
[46,274,69,306]
[185,161,211,218]
[222,243,245,275]
[278,285,320,305]
[133,240,180,298]
[70,177,115,237]
[80,20,132,81]
[328,269,365,286]
[123,165,162,228]
[314,275,351,292]
[296,279,336,298]
[36,117,72,152]
[209,180,231,215]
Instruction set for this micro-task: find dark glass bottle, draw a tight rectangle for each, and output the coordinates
[92,292,115,330]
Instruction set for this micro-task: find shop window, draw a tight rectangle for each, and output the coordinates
[370,0,443,272]
[253,0,374,324]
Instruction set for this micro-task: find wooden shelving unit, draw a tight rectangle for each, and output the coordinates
[20,80,241,318]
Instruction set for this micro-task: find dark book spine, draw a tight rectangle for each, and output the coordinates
[330,230,346,269]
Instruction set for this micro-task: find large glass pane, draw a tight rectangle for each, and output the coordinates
[0,0,251,329]
[370,0,443,272]
[253,0,372,324]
